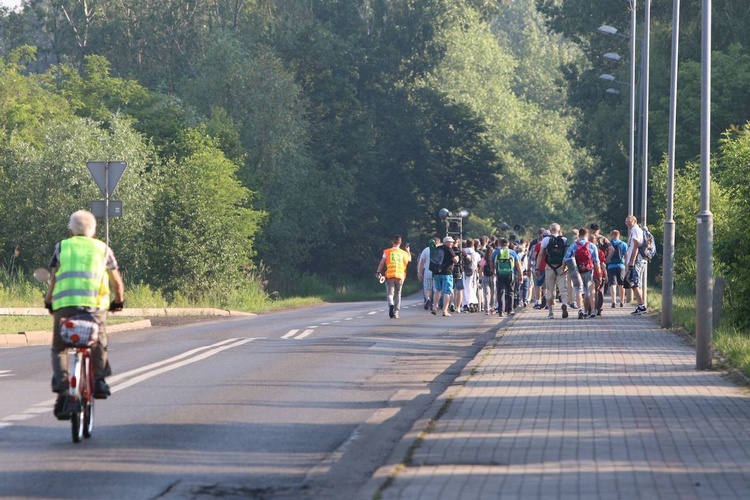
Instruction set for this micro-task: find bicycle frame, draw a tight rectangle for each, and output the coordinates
[66,345,94,442]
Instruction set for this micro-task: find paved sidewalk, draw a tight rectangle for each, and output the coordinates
[365,304,750,500]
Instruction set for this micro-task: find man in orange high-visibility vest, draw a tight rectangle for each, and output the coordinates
[376,234,411,319]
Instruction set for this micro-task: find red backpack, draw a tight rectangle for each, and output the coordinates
[574,242,594,273]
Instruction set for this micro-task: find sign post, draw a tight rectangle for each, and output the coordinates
[87,161,127,247]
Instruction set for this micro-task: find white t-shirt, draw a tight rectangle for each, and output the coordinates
[627,225,644,264]
[419,246,432,278]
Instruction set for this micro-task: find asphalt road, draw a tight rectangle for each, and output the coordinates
[0,297,504,499]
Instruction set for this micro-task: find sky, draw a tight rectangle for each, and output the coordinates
[0,0,21,9]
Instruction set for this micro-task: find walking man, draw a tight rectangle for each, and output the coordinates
[417,237,440,310]
[492,238,524,316]
[625,215,647,315]
[376,235,411,319]
[432,236,459,316]
[565,227,600,319]
[538,223,569,319]
[607,230,628,308]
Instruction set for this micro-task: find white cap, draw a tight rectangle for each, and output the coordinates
[443,236,455,243]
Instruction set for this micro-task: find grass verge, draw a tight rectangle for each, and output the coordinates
[0,315,143,335]
[647,284,750,376]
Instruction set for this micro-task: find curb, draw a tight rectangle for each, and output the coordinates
[0,307,254,317]
[4,319,154,348]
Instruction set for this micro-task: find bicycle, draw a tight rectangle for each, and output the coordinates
[59,314,100,443]
[34,268,99,443]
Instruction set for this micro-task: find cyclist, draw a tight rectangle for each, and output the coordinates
[44,210,125,420]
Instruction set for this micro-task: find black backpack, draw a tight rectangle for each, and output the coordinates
[545,235,566,267]
[428,246,445,274]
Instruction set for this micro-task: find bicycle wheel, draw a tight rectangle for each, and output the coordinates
[83,399,94,438]
[71,405,84,443]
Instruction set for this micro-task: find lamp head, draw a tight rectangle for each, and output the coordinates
[438,208,451,221]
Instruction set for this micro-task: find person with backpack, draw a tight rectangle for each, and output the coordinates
[417,237,441,310]
[564,227,601,319]
[538,223,570,319]
[591,234,609,316]
[431,236,459,317]
[479,246,495,315]
[376,234,412,319]
[491,238,523,316]
[606,230,628,308]
[565,228,580,309]
[625,215,648,315]
[529,228,549,309]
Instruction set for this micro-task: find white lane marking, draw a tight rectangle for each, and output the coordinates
[1,339,260,430]
[108,337,242,385]
[333,320,341,323]
[23,407,51,415]
[344,318,353,321]
[294,329,316,340]
[368,311,378,315]
[111,338,257,394]
[2,414,35,422]
[0,370,13,378]
[281,329,299,339]
[321,322,330,325]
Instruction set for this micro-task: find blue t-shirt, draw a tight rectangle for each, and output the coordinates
[564,239,600,266]
[607,239,628,269]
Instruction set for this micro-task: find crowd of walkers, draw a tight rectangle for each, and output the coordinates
[397,215,652,320]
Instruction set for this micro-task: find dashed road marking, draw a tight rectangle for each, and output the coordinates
[282,329,299,339]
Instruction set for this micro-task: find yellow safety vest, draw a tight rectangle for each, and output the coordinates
[383,248,410,280]
[52,236,110,310]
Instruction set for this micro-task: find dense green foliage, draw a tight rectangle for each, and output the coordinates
[0,0,589,297]
[0,0,749,319]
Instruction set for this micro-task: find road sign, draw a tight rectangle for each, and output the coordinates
[90,200,123,218]
[87,161,127,197]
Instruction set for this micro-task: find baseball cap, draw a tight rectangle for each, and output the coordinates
[443,236,455,243]
[590,223,600,231]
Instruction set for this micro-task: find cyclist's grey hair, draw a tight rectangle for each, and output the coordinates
[68,210,97,237]
[549,223,561,234]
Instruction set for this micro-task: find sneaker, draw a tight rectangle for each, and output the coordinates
[389,305,394,318]
[547,311,554,319]
[53,394,72,420]
[431,309,437,316]
[561,304,569,319]
[612,302,617,308]
[596,308,602,316]
[509,310,516,316]
[578,309,584,320]
[485,311,490,316]
[631,305,647,315]
[620,302,624,308]
[424,302,429,310]
[532,304,540,310]
[94,379,111,400]
[498,311,504,317]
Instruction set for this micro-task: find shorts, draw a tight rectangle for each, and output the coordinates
[627,259,645,287]
[454,276,465,290]
[433,274,454,295]
[579,271,594,298]
[607,267,626,286]
[535,271,545,288]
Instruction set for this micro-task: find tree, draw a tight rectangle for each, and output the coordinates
[144,128,264,295]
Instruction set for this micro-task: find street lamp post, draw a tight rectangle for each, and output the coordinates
[662,0,681,328]
[597,17,637,217]
[640,0,652,307]
[696,0,713,370]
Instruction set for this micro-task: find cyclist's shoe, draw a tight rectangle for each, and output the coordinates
[54,394,72,420]
[94,379,111,399]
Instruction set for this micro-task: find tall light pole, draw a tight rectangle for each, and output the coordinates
[696,0,713,370]
[597,19,637,215]
[628,1,637,217]
[662,0,681,328]
[640,0,652,307]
